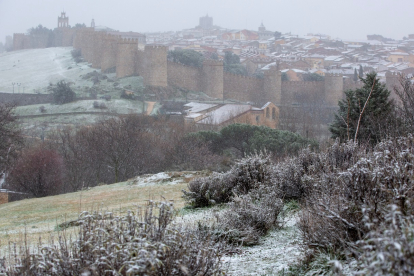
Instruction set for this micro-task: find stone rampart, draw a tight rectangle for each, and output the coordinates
[223,72,263,102]
[167,61,202,91]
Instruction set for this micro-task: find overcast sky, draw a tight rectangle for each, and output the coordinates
[0,0,412,43]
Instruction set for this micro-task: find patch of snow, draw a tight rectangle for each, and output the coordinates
[0,47,96,93]
[223,215,303,276]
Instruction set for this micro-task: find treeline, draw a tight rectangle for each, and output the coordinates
[2,111,315,198]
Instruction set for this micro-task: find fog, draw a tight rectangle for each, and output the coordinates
[1,0,413,43]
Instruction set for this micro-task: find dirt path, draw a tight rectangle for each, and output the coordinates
[145,101,156,115]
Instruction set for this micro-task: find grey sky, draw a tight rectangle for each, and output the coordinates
[0,0,412,43]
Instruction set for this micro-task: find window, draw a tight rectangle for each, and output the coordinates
[266,107,269,118]
[256,116,260,123]
[398,58,403,62]
[272,108,276,120]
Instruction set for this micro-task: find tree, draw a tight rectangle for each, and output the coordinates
[274,31,282,39]
[329,72,394,145]
[302,73,324,81]
[7,145,64,197]
[359,65,364,78]
[167,49,204,67]
[0,104,23,185]
[51,80,76,104]
[353,68,358,82]
[223,51,247,76]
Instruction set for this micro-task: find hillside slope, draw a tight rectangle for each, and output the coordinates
[0,171,205,250]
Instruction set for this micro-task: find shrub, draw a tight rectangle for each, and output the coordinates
[71,49,82,63]
[357,205,414,275]
[6,145,64,197]
[214,187,283,245]
[299,135,414,254]
[51,80,76,104]
[183,153,276,208]
[1,201,226,275]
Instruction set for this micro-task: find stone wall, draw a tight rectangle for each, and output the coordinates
[223,72,263,102]
[167,61,202,91]
[0,93,53,106]
[281,81,325,105]
[0,192,8,205]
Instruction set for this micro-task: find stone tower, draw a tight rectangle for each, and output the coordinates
[202,60,224,99]
[263,67,282,105]
[91,19,95,28]
[142,45,168,87]
[324,73,344,106]
[101,34,119,72]
[116,38,138,79]
[385,71,401,101]
[58,12,69,28]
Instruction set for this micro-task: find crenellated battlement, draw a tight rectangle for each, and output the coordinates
[203,59,223,66]
[223,71,260,81]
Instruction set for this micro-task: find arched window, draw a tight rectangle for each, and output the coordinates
[256,116,260,123]
[266,107,269,118]
[272,108,276,120]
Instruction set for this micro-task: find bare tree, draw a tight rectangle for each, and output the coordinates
[0,103,23,186]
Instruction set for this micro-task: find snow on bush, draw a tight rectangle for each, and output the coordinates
[300,135,414,255]
[1,201,225,275]
[183,153,276,208]
[214,187,283,246]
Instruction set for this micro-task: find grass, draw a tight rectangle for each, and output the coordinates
[0,171,203,251]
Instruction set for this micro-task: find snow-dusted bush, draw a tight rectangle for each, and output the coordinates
[183,153,276,208]
[357,205,414,275]
[214,186,283,245]
[299,135,414,254]
[271,140,361,200]
[2,201,225,275]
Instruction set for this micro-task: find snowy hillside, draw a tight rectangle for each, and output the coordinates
[0,47,96,93]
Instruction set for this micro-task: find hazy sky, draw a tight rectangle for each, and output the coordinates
[0,0,412,43]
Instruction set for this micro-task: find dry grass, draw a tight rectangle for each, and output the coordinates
[0,171,204,250]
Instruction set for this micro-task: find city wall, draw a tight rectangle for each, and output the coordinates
[12,27,368,108]
[281,81,325,104]
[223,72,262,102]
[167,61,202,91]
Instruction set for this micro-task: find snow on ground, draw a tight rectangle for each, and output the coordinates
[223,215,303,276]
[131,171,203,187]
[15,99,144,116]
[0,47,95,93]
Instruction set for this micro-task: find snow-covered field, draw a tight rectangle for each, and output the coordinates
[0,47,95,93]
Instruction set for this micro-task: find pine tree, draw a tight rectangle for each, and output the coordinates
[359,65,363,78]
[329,72,393,145]
[353,68,358,82]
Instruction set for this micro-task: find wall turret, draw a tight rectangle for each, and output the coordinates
[386,71,401,101]
[263,68,282,105]
[202,60,224,99]
[141,45,168,87]
[116,38,139,78]
[324,73,344,106]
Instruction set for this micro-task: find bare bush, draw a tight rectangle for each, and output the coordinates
[1,201,226,275]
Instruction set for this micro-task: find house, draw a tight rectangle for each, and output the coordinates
[184,102,279,129]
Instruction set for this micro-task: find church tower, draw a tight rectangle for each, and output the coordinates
[91,19,95,28]
[58,12,69,28]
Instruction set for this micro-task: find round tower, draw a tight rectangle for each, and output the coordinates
[116,38,138,79]
[263,67,282,104]
[386,71,401,101]
[142,45,168,87]
[324,73,344,106]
